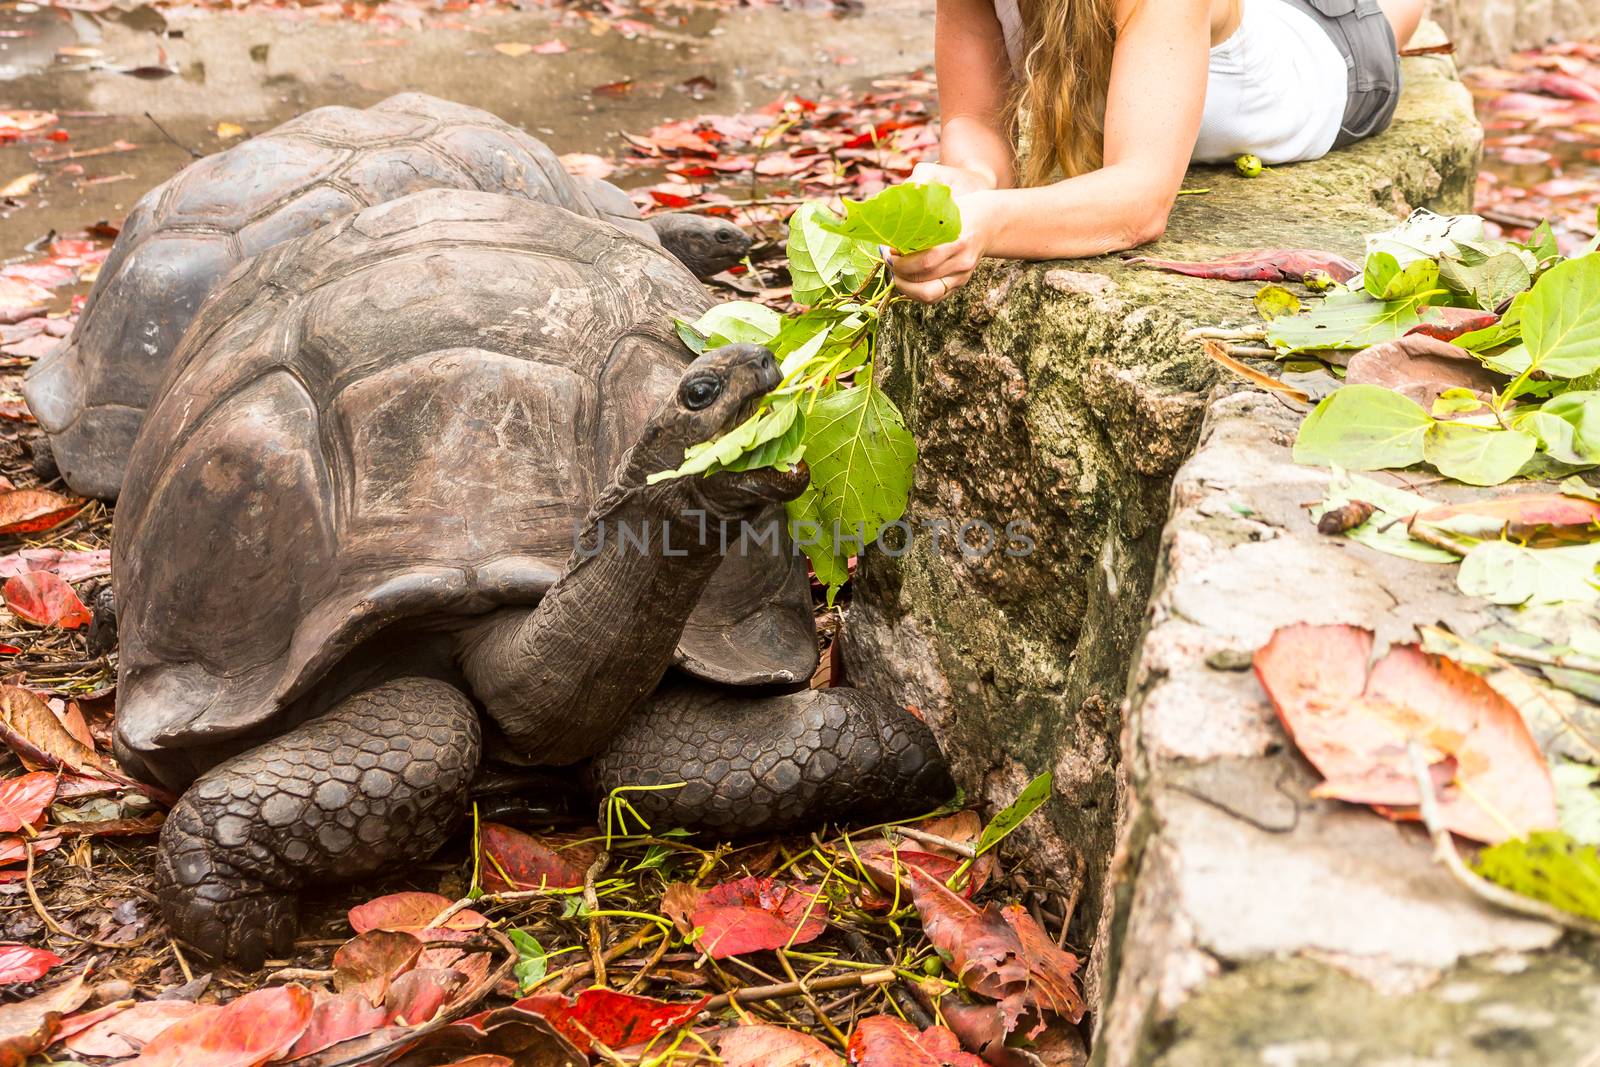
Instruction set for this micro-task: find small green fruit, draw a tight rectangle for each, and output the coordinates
[1235,154,1263,178]
[921,956,943,976]
[1302,268,1337,293]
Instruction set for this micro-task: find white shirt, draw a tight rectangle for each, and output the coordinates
[993,0,1348,165]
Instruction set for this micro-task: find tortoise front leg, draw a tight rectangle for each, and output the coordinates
[589,683,954,835]
[155,677,481,968]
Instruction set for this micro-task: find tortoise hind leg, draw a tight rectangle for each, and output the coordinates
[589,683,953,835]
[155,677,481,968]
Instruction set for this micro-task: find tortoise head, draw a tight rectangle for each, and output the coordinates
[627,343,808,517]
[647,215,753,279]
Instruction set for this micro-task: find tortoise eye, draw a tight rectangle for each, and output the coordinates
[680,374,722,410]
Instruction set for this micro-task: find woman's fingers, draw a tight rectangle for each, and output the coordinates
[894,268,974,303]
[890,240,963,282]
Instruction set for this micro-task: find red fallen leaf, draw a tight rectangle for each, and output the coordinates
[661,876,828,958]
[479,823,591,892]
[438,1057,514,1067]
[0,772,54,833]
[511,989,708,1055]
[0,835,60,866]
[0,489,85,536]
[1253,624,1558,843]
[333,930,423,1005]
[0,686,108,778]
[718,1022,841,1066]
[532,38,568,54]
[0,548,111,583]
[1410,493,1600,542]
[383,968,465,1025]
[4,572,90,629]
[124,985,314,1067]
[1407,306,1500,342]
[937,1000,1035,1066]
[348,892,486,935]
[1519,71,1600,102]
[1124,249,1360,283]
[591,79,634,97]
[283,992,386,1059]
[1343,335,1502,411]
[0,944,59,985]
[63,1001,219,1058]
[649,189,695,208]
[53,998,136,1043]
[846,1016,985,1067]
[907,867,1085,1036]
[0,278,51,324]
[0,974,89,1067]
[557,152,611,180]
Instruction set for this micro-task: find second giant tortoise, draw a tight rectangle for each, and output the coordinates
[24,93,750,500]
[113,189,951,966]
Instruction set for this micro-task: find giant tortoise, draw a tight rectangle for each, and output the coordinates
[113,189,950,966]
[25,92,750,500]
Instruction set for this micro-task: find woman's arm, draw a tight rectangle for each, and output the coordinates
[893,0,1211,301]
[931,0,1017,190]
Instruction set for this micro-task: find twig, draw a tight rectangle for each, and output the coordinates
[1492,643,1600,676]
[143,112,201,159]
[619,924,671,995]
[170,938,194,983]
[1182,326,1268,343]
[777,951,848,1046]
[839,928,931,1028]
[893,826,977,859]
[1406,741,1600,938]
[543,923,655,994]
[670,196,804,215]
[268,966,336,983]
[1404,522,1471,557]
[426,887,564,930]
[583,851,610,986]
[705,968,894,1011]
[23,840,152,949]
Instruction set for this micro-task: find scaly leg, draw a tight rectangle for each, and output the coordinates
[155,677,481,967]
[589,683,953,835]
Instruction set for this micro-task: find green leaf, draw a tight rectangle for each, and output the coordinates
[815,183,962,255]
[1431,389,1487,417]
[1562,476,1600,504]
[799,380,916,543]
[1519,219,1561,264]
[1292,385,1432,470]
[1311,469,1459,563]
[1422,422,1538,486]
[674,319,709,354]
[1364,251,1439,302]
[1253,284,1301,321]
[649,394,803,483]
[1457,541,1600,606]
[1267,290,1426,353]
[785,482,851,603]
[786,202,881,306]
[1455,290,1527,352]
[1527,390,1600,466]
[1553,761,1600,846]
[1437,250,1533,311]
[686,301,783,348]
[974,771,1053,857]
[1366,209,1487,266]
[509,928,547,993]
[1524,253,1600,379]
[1481,343,1532,377]
[1475,830,1600,923]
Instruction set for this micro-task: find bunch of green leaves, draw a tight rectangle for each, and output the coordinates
[1285,210,1600,488]
[652,183,961,600]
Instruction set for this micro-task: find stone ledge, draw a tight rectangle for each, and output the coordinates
[1097,389,1600,1066]
[839,31,1580,1066]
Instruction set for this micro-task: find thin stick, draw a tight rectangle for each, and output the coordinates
[668,196,803,215]
[619,925,671,995]
[543,924,656,995]
[269,967,335,983]
[143,112,201,159]
[583,851,610,986]
[23,840,148,950]
[1492,643,1600,676]
[1406,742,1600,938]
[893,826,977,859]
[705,968,895,1011]
[170,938,194,984]
[777,951,848,1046]
[1183,326,1268,343]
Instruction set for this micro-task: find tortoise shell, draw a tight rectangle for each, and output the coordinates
[111,189,814,788]
[25,93,659,500]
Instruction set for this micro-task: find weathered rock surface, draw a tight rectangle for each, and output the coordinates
[843,31,1599,1065]
[1432,0,1600,67]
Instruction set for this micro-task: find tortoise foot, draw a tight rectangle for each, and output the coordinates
[156,799,299,969]
[153,677,482,967]
[590,683,955,835]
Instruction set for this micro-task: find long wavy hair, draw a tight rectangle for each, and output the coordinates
[1009,0,1119,185]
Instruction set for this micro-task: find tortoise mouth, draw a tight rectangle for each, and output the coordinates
[723,460,810,504]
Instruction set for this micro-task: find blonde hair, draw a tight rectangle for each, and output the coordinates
[1010,0,1118,185]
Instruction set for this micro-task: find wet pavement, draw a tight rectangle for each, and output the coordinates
[0,0,933,254]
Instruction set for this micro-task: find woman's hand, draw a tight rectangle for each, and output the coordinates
[907,161,996,197]
[890,190,1000,303]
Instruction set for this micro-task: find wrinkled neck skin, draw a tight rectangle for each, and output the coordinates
[456,435,752,765]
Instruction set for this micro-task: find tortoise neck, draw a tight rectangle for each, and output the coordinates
[455,474,736,765]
